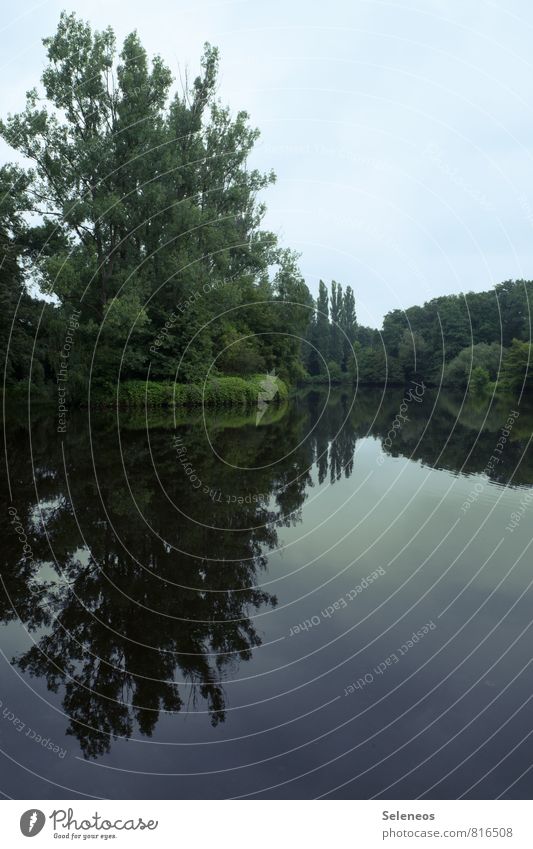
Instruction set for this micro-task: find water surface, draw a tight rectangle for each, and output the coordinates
[2,387,533,799]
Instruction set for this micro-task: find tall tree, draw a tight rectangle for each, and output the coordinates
[308,279,330,374]
[0,165,44,386]
[0,12,310,391]
[340,284,357,372]
[329,280,343,366]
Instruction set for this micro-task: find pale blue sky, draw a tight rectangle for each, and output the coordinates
[2,0,533,326]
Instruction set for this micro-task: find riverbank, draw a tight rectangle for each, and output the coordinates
[108,375,289,408]
[3,375,289,409]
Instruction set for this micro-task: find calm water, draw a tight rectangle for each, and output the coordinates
[2,387,533,799]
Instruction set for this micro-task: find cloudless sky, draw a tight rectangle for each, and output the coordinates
[2,0,533,327]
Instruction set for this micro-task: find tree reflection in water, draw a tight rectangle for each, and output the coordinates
[3,387,532,757]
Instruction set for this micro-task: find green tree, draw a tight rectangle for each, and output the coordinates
[340,284,357,372]
[470,366,490,395]
[500,339,533,395]
[443,342,502,389]
[0,164,53,388]
[0,12,310,393]
[329,280,343,366]
[307,279,329,375]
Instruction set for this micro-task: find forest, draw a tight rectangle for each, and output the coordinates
[1,12,531,406]
[303,277,533,397]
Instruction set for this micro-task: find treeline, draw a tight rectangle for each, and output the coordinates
[1,12,532,405]
[302,278,533,396]
[370,280,533,394]
[0,13,311,403]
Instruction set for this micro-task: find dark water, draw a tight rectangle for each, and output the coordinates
[2,387,533,799]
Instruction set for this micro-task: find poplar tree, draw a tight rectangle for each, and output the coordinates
[0,12,310,388]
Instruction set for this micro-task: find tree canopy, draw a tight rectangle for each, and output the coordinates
[0,12,311,397]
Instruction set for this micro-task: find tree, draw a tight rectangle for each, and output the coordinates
[397,329,429,383]
[329,280,343,366]
[0,164,52,388]
[470,366,490,395]
[500,339,533,395]
[340,284,357,372]
[0,12,310,393]
[307,279,329,375]
[443,342,503,389]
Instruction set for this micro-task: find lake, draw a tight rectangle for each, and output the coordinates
[2,386,533,799]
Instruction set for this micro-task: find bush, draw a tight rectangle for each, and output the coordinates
[98,375,289,409]
[444,343,502,388]
[470,366,490,395]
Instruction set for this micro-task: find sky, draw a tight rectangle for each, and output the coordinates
[2,0,533,327]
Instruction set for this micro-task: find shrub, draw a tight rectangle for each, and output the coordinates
[470,366,490,395]
[105,375,289,409]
